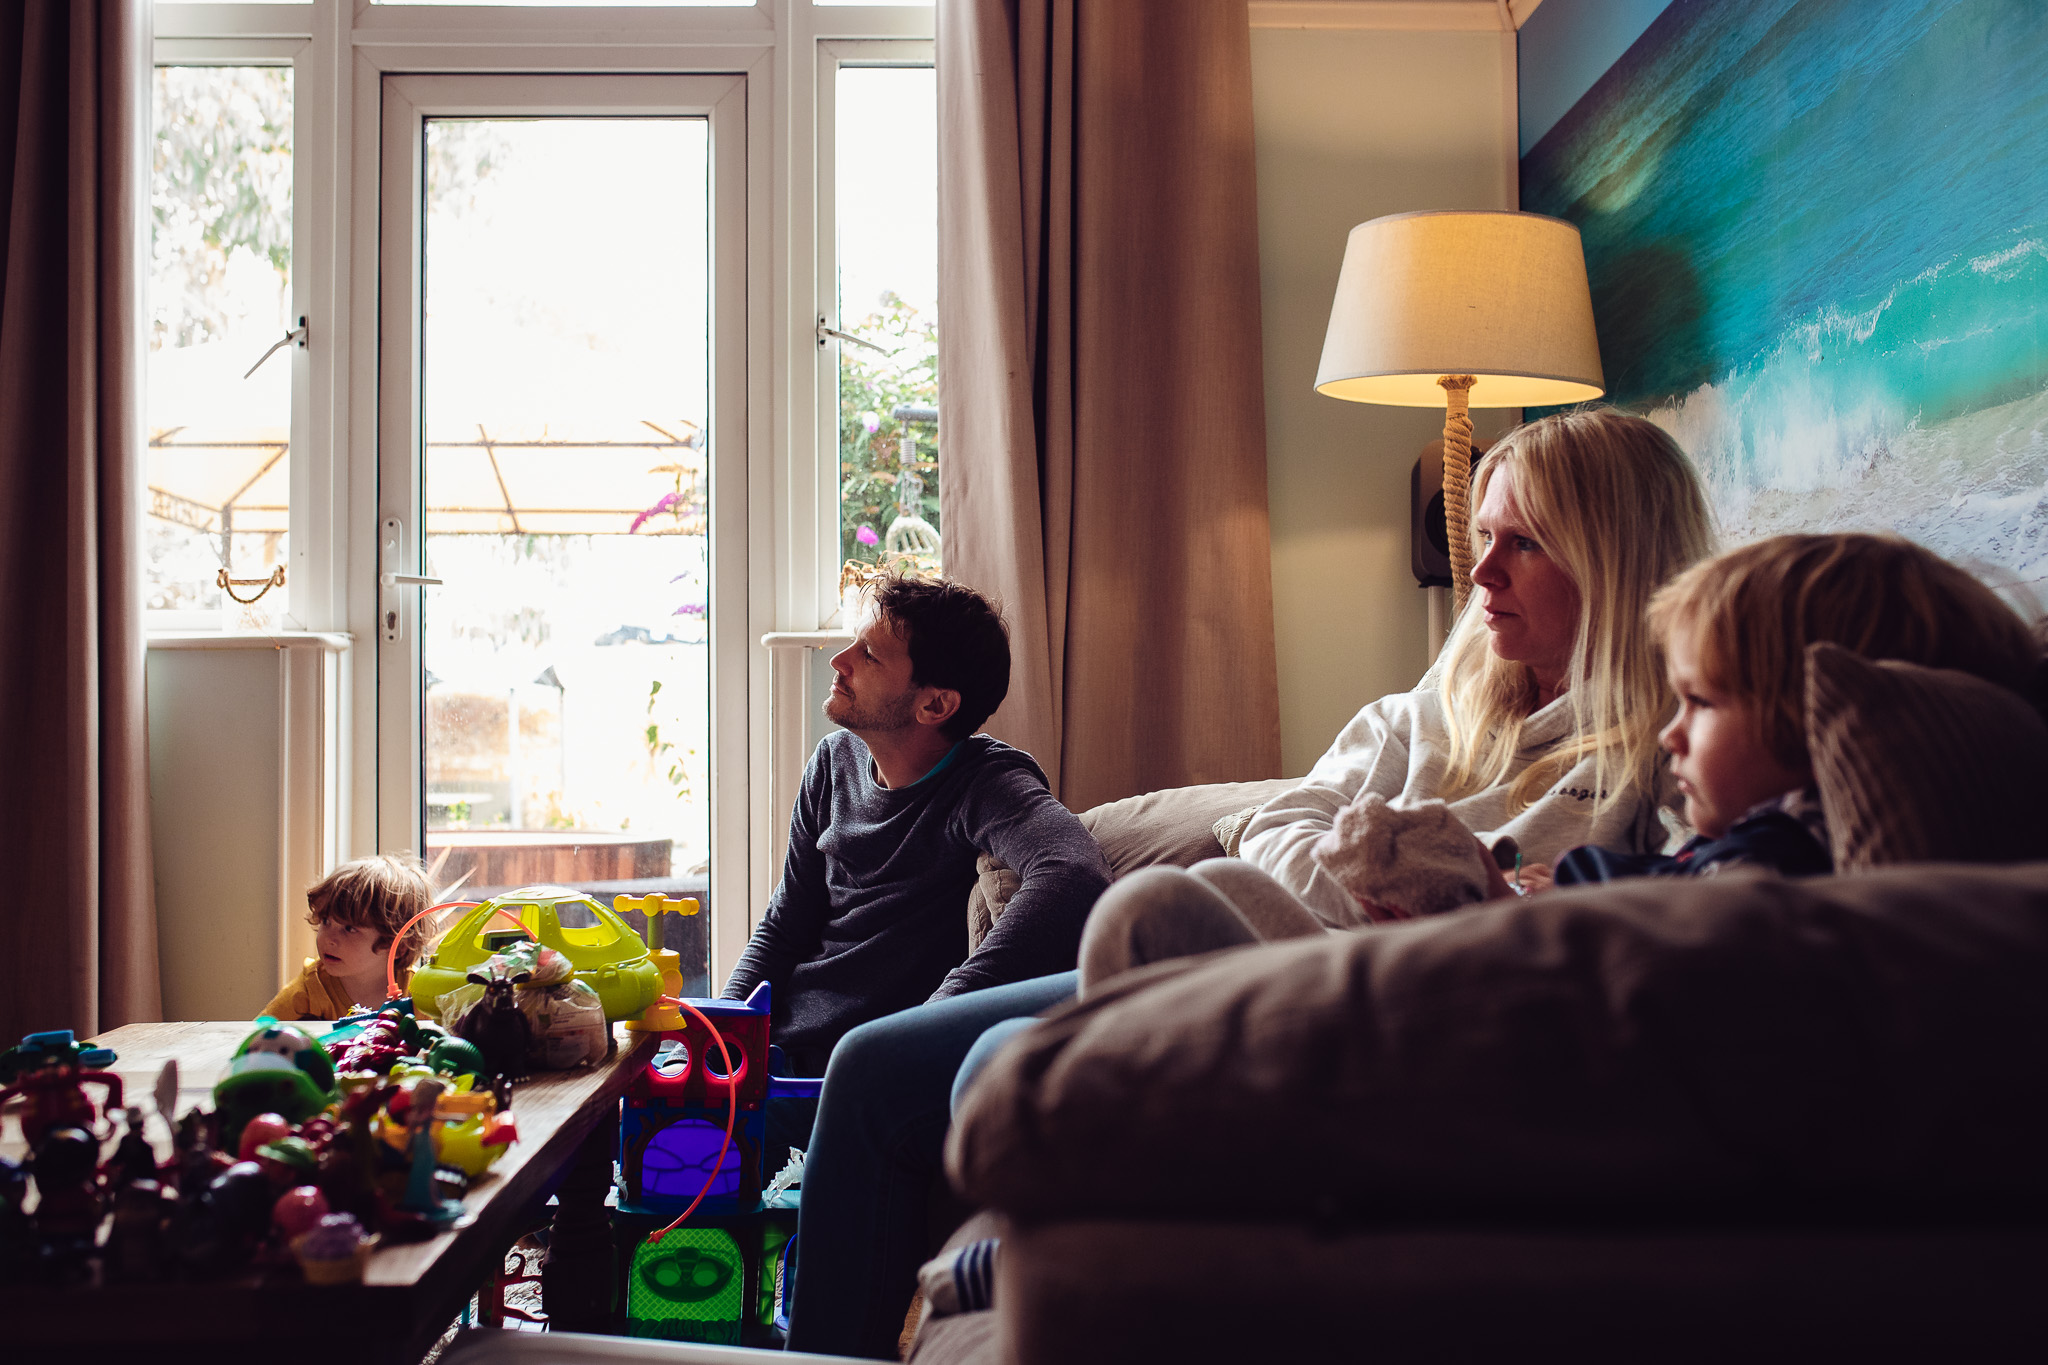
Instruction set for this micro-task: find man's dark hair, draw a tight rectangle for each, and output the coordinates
[869,572,1011,741]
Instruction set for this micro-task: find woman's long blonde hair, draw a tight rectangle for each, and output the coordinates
[1437,408,1715,816]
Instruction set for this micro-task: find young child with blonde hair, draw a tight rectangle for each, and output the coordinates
[260,853,433,1020]
[1542,532,2040,887]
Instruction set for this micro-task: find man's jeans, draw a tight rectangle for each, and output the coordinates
[785,971,1079,1359]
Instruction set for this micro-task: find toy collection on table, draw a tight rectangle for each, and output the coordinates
[0,884,703,1296]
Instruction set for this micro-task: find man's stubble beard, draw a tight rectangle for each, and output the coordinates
[824,685,919,735]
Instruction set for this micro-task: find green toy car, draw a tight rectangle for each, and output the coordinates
[409,885,664,1025]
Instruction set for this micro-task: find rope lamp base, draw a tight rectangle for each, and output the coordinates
[1436,375,1478,616]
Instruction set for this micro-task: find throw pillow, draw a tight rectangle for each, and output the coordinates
[1079,778,1296,878]
[1211,805,1260,858]
[1804,641,2048,869]
[965,852,1023,953]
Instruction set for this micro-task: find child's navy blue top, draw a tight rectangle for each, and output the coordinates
[1555,788,1833,885]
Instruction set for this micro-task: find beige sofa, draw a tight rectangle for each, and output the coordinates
[922,861,2048,1364]
[916,651,2048,1363]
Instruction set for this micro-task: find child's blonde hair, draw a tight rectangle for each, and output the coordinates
[1439,407,1716,817]
[1646,533,2042,769]
[306,853,433,969]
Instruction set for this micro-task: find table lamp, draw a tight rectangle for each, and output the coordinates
[1315,210,1604,614]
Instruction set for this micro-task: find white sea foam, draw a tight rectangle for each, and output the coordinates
[1652,382,2048,582]
[1969,238,2045,276]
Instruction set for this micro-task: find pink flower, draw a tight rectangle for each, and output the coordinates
[855,525,880,547]
[630,492,686,534]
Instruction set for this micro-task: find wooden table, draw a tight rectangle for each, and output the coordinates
[0,1020,657,1365]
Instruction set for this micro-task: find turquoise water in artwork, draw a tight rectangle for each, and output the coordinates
[1522,0,2048,578]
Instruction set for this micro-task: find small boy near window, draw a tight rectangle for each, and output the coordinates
[1527,533,2040,889]
[261,853,433,1020]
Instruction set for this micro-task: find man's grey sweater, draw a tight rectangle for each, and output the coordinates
[721,730,1110,1074]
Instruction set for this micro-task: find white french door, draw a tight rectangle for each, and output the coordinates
[375,73,751,989]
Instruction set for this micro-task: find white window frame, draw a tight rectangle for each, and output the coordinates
[147,35,320,636]
[152,0,937,987]
[814,38,936,629]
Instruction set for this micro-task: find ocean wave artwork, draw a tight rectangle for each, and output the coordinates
[1522,0,2048,586]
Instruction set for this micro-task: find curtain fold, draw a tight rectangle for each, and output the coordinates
[0,0,157,1040]
[938,0,1283,812]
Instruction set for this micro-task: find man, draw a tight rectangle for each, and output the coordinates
[720,572,1111,1076]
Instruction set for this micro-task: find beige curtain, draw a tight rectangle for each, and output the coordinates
[0,0,157,1040]
[938,0,1282,812]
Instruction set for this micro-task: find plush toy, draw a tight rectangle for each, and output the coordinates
[456,963,533,1083]
[1311,793,1491,918]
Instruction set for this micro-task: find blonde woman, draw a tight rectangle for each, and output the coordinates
[792,409,1713,1357]
[1078,407,1716,988]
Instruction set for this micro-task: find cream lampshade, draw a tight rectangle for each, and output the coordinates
[1315,210,1604,613]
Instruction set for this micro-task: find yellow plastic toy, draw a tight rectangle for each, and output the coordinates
[409,885,664,1024]
[370,1082,516,1178]
[621,894,701,1033]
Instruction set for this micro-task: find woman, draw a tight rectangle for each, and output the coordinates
[1079,406,1716,986]
[791,408,1714,1357]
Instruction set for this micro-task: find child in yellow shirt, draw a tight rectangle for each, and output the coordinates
[261,853,433,1020]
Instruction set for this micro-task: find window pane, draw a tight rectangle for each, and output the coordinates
[836,65,938,582]
[148,65,293,631]
[419,118,713,991]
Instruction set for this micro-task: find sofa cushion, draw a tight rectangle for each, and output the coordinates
[1805,642,2048,870]
[947,864,2048,1225]
[965,852,1022,953]
[1078,778,1297,878]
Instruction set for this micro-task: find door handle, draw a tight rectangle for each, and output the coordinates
[380,516,440,642]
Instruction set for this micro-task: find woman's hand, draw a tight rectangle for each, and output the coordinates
[1482,847,1519,901]
[1481,840,1554,898]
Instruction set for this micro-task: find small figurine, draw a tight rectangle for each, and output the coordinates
[366,1079,514,1179]
[0,1030,123,1148]
[455,963,533,1083]
[395,1080,465,1227]
[173,1107,230,1202]
[26,1126,103,1279]
[172,1160,274,1277]
[152,1059,179,1133]
[311,1099,379,1229]
[102,1178,174,1283]
[0,1154,38,1283]
[105,1105,160,1190]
